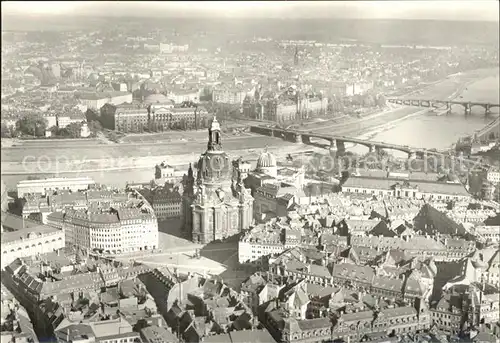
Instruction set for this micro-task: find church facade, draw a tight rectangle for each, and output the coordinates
[182,117,254,244]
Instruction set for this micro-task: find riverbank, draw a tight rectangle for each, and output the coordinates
[301,68,498,136]
[1,67,498,189]
[350,69,499,156]
[0,144,320,190]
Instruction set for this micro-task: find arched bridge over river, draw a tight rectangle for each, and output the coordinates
[250,126,488,166]
[387,98,500,116]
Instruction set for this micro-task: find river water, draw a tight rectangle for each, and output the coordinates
[351,70,499,157]
[2,69,499,189]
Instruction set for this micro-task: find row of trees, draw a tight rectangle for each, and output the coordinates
[1,114,102,139]
[1,115,49,138]
[327,93,386,114]
[49,122,84,138]
[203,102,241,122]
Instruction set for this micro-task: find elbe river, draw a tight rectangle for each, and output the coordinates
[2,68,499,189]
[350,70,499,157]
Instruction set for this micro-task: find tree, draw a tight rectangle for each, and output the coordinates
[85,108,100,122]
[64,122,83,138]
[202,117,209,129]
[376,94,386,107]
[351,94,363,107]
[107,131,121,143]
[1,122,12,138]
[16,115,47,137]
[180,118,188,131]
[363,94,376,107]
[49,125,59,136]
[88,120,103,133]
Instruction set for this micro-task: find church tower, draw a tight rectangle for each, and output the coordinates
[184,116,253,244]
[207,116,222,151]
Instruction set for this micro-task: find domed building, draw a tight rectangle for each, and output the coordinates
[88,73,100,84]
[244,149,307,222]
[246,149,305,194]
[182,117,253,244]
[256,150,278,178]
[143,92,171,106]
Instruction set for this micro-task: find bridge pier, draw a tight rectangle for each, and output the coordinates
[337,140,346,156]
[485,104,491,116]
[446,102,452,114]
[302,135,311,144]
[465,103,471,115]
[329,139,346,157]
[329,139,338,159]
[294,133,301,144]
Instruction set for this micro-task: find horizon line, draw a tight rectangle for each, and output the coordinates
[2,1,498,22]
[2,13,500,23]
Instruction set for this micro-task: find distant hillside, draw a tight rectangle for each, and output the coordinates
[2,16,499,46]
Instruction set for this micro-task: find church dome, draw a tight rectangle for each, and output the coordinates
[257,151,277,169]
[144,93,169,105]
[196,151,232,185]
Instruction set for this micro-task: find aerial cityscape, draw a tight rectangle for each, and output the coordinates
[1,1,500,343]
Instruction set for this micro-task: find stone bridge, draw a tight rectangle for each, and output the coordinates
[250,125,447,160]
[387,98,500,115]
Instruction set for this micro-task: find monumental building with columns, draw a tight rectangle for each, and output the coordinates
[182,117,254,244]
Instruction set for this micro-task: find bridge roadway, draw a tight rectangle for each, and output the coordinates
[387,98,500,115]
[250,125,487,165]
[474,116,500,141]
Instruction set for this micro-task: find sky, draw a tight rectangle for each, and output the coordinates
[1,1,499,21]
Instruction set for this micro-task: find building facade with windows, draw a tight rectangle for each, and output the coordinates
[1,221,65,268]
[114,106,149,132]
[47,206,158,254]
[147,97,208,131]
[341,176,470,202]
[17,177,96,198]
[78,91,133,110]
[139,184,183,220]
